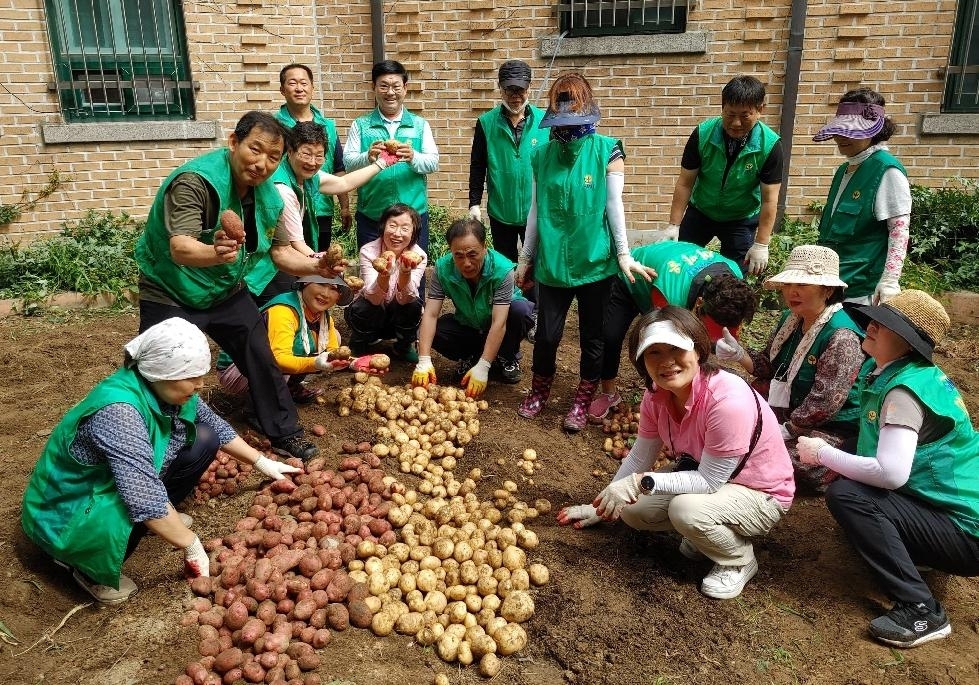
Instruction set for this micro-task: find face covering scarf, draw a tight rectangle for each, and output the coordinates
[551,123,596,143]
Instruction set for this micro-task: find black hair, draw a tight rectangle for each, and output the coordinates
[721,75,766,108]
[700,274,756,327]
[827,286,847,305]
[445,218,487,246]
[839,88,895,143]
[628,307,718,391]
[287,121,326,153]
[378,203,422,248]
[233,111,287,148]
[279,63,314,87]
[371,60,408,85]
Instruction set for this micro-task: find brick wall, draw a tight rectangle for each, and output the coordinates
[0,0,973,242]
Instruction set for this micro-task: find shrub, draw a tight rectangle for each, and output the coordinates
[907,179,979,290]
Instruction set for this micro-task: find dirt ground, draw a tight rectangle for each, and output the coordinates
[1,307,978,685]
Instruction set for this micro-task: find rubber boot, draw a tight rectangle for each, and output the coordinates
[563,378,599,432]
[517,373,554,419]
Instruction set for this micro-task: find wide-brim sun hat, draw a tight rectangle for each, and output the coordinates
[297,274,353,307]
[539,92,601,128]
[851,289,950,363]
[763,245,848,290]
[634,320,695,360]
[813,101,886,142]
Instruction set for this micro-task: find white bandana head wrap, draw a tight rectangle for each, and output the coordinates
[124,318,211,382]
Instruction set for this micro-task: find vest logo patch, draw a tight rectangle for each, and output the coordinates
[583,174,593,188]
[867,409,877,422]
[531,138,539,147]
[744,162,754,171]
[852,190,861,200]
[807,354,817,365]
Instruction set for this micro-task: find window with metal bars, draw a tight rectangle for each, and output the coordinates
[44,0,195,122]
[557,0,688,37]
[944,0,979,112]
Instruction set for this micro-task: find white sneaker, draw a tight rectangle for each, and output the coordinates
[678,538,706,560]
[700,558,758,599]
[72,569,138,605]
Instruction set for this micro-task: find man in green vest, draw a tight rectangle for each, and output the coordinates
[135,111,338,462]
[344,59,440,252]
[668,75,784,276]
[275,63,351,251]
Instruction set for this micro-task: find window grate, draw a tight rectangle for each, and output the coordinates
[44,0,195,121]
[943,0,979,112]
[556,0,688,37]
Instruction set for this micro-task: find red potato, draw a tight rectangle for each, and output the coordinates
[256,600,277,626]
[185,662,208,685]
[213,647,244,674]
[311,629,331,649]
[240,618,267,644]
[224,601,248,631]
[191,576,213,596]
[246,578,270,602]
[181,610,200,627]
[296,652,321,672]
[325,603,348,631]
[269,549,305,574]
[176,676,194,685]
[310,424,326,437]
[242,661,266,683]
[347,600,373,629]
[219,210,245,243]
[199,638,222,657]
[292,598,317,622]
[271,479,297,494]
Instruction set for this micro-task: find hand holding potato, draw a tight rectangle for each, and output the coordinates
[253,455,301,482]
[351,354,390,375]
[399,250,423,271]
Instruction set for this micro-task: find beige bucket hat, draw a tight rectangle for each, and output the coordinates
[763,245,848,290]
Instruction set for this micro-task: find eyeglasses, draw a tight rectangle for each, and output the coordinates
[376,82,405,94]
[503,86,527,96]
[296,151,325,164]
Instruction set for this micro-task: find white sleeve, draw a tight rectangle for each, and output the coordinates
[275,184,306,245]
[410,120,440,175]
[613,436,661,481]
[644,452,741,495]
[816,424,917,489]
[874,167,912,220]
[606,171,629,256]
[343,119,371,171]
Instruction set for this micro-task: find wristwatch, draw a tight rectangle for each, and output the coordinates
[639,474,656,496]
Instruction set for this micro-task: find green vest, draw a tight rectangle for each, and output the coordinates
[817,150,906,299]
[435,249,517,330]
[531,134,620,287]
[135,149,284,310]
[689,117,780,222]
[770,308,864,428]
[856,356,979,537]
[478,105,549,225]
[21,368,199,587]
[274,104,340,219]
[619,241,742,313]
[355,108,428,220]
[270,158,320,250]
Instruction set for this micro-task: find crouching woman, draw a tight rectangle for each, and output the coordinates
[21,318,298,604]
[559,307,794,599]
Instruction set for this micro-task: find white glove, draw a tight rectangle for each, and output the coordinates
[313,351,334,371]
[873,275,901,304]
[555,504,603,528]
[468,205,482,222]
[664,223,680,241]
[617,254,655,284]
[594,472,641,521]
[183,535,209,579]
[797,436,829,466]
[715,327,747,364]
[744,242,770,275]
[254,455,301,481]
[780,422,793,441]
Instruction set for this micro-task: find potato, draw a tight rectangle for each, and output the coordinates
[528,563,550,586]
[240,618,266,644]
[434,674,450,685]
[500,590,534,623]
[395,611,425,635]
[219,209,245,243]
[371,610,396,637]
[479,653,502,678]
[348,600,374,629]
[213,647,244,674]
[370,353,391,370]
[436,631,461,662]
[494,622,527,655]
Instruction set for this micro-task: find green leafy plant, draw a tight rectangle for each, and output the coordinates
[907,178,979,290]
[0,171,69,226]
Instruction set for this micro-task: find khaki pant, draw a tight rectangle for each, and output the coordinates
[619,483,786,566]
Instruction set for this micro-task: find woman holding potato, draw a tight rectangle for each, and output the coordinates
[21,318,298,604]
[345,203,427,362]
[559,307,794,599]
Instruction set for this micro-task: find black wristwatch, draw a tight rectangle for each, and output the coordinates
[639,474,656,496]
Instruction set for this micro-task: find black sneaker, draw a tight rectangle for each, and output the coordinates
[494,356,522,384]
[869,601,951,648]
[271,434,319,462]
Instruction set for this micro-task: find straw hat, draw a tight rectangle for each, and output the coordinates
[852,289,950,362]
[763,245,848,290]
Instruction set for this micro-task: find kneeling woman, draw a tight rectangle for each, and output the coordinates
[799,290,979,648]
[559,307,794,599]
[412,218,533,398]
[21,318,298,604]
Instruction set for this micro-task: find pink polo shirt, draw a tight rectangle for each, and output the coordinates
[639,369,795,508]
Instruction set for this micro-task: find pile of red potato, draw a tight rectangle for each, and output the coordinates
[601,402,640,460]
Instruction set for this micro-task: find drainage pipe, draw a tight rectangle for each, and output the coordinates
[370,0,385,64]
[775,0,809,232]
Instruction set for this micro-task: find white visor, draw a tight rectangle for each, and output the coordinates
[635,320,695,360]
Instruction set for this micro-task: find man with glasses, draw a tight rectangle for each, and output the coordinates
[343,60,440,251]
[275,63,351,252]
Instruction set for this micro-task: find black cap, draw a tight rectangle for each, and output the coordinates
[498,60,531,89]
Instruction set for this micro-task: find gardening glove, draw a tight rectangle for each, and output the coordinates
[468,205,482,222]
[780,422,793,442]
[744,242,770,275]
[412,355,437,388]
[715,327,747,364]
[313,351,347,372]
[797,436,829,466]
[873,275,901,304]
[183,535,210,579]
[664,223,680,241]
[594,472,641,521]
[254,455,301,481]
[617,254,656,284]
[351,355,388,375]
[556,504,603,529]
[461,358,492,399]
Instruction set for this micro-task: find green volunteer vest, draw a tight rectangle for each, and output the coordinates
[619,241,741,313]
[214,289,325,368]
[770,308,864,428]
[270,158,320,251]
[531,134,620,287]
[435,249,517,330]
[689,117,780,222]
[817,150,906,299]
[856,356,979,536]
[274,104,340,219]
[355,108,428,220]
[135,149,284,310]
[478,105,549,225]
[21,368,199,587]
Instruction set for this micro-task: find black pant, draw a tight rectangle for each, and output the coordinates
[316,214,333,253]
[532,277,613,379]
[678,204,757,269]
[432,298,533,362]
[252,271,298,309]
[139,291,302,442]
[826,478,979,605]
[124,423,220,559]
[601,278,642,381]
[344,296,423,352]
[488,216,525,264]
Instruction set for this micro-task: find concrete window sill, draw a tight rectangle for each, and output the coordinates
[539,31,708,58]
[920,113,979,136]
[41,120,219,144]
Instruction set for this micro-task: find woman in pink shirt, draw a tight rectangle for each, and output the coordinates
[344,203,427,361]
[559,306,795,599]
